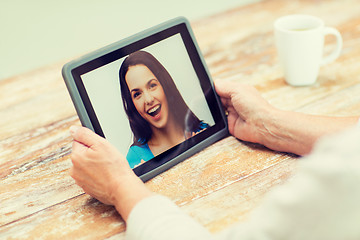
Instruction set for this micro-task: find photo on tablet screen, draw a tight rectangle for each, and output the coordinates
[80,34,215,169]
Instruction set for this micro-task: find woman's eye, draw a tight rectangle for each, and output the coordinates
[150,83,158,89]
[133,92,141,99]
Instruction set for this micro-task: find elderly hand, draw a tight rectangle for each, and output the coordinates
[215,81,277,146]
[215,81,359,155]
[69,126,153,221]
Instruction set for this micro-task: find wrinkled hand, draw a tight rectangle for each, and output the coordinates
[69,126,152,221]
[69,126,134,205]
[215,81,276,145]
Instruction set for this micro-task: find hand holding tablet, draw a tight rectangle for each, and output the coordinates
[63,17,228,181]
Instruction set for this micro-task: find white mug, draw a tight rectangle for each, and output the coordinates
[274,14,342,86]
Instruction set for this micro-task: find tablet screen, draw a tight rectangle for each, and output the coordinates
[63,18,227,180]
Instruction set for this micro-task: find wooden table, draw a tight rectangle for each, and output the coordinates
[1,0,360,238]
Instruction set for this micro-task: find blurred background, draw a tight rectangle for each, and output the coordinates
[0,0,259,81]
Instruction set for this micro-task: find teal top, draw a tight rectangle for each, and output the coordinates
[126,143,154,168]
[126,121,209,168]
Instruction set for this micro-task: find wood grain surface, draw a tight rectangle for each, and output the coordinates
[1,0,360,239]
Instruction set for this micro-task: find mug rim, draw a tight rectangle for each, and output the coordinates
[274,14,324,33]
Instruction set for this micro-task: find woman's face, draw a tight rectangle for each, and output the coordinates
[125,64,169,130]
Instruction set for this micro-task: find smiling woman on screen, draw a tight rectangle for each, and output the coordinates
[119,51,208,168]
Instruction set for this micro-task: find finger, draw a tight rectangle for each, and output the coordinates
[72,139,88,152]
[71,141,89,168]
[70,126,104,148]
[220,96,234,109]
[214,81,238,98]
[227,110,240,134]
[69,143,86,172]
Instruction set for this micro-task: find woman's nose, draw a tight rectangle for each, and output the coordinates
[143,91,154,105]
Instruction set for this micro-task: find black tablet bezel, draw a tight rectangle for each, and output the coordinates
[62,17,228,181]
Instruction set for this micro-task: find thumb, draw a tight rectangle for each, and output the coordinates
[214,80,236,98]
[70,126,104,148]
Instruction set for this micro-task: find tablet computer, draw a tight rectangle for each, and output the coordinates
[62,17,228,181]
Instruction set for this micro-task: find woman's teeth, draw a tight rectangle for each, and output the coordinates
[147,105,161,116]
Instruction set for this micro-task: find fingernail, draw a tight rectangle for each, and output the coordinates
[70,125,80,136]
